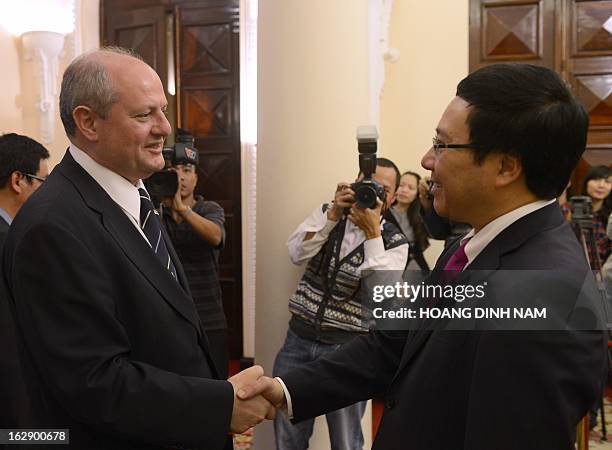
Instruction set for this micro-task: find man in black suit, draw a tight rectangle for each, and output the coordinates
[0,133,49,429]
[2,48,273,449]
[0,133,49,244]
[239,64,607,449]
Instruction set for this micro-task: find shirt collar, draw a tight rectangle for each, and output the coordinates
[462,199,555,268]
[69,144,145,224]
[0,207,13,225]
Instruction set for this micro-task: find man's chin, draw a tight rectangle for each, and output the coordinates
[433,199,449,218]
[150,161,165,174]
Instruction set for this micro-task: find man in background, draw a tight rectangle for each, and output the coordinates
[0,132,49,429]
[0,133,49,243]
[273,157,408,450]
[162,138,229,379]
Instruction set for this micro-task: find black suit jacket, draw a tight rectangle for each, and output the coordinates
[0,214,33,430]
[282,203,607,450]
[2,152,234,450]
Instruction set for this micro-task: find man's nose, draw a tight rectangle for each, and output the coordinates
[421,147,435,171]
[154,113,172,137]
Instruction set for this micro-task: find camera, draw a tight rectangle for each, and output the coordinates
[144,128,199,201]
[351,125,385,209]
[569,196,593,229]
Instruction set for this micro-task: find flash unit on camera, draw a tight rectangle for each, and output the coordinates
[356,125,378,154]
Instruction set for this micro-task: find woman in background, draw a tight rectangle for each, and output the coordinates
[582,165,611,272]
[390,171,430,271]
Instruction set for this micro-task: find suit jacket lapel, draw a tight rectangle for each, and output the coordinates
[101,212,203,336]
[392,204,565,378]
[57,151,203,338]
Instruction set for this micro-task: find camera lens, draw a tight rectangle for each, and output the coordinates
[356,185,377,209]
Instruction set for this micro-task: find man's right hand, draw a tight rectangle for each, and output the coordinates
[228,366,277,433]
[327,182,355,221]
[418,176,433,210]
[237,376,286,409]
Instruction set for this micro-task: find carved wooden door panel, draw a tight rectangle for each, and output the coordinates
[470,0,612,188]
[565,0,612,173]
[469,0,558,70]
[103,5,167,84]
[177,3,243,358]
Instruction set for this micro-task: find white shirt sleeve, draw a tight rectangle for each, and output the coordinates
[287,204,338,265]
[360,237,409,272]
[274,376,294,419]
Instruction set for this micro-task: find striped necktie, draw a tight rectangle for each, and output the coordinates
[138,188,177,280]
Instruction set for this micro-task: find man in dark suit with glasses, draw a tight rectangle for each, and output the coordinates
[0,133,49,429]
[240,63,607,450]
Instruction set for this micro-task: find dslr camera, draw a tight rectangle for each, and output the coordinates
[351,125,385,209]
[144,128,199,202]
[569,195,593,229]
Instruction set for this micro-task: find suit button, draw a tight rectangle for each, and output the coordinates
[385,397,395,409]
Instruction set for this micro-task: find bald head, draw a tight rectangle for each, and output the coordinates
[59,47,144,138]
[59,47,171,183]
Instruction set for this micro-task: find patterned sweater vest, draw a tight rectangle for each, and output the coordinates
[288,215,407,334]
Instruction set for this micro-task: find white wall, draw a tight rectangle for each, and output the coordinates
[380,0,469,267]
[255,1,469,449]
[255,1,373,448]
[0,27,22,135]
[0,0,100,168]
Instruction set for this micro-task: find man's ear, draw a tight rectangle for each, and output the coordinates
[9,171,24,194]
[495,153,522,188]
[72,106,100,142]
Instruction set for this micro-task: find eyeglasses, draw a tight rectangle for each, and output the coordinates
[24,173,47,183]
[431,137,476,156]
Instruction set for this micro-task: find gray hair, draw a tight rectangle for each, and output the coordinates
[59,46,143,137]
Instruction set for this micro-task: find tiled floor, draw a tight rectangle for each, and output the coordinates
[590,440,612,449]
[590,397,612,449]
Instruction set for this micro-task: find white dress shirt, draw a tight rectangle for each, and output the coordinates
[69,144,151,245]
[0,207,13,225]
[459,199,556,269]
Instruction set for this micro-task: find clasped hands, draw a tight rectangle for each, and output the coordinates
[228,366,286,433]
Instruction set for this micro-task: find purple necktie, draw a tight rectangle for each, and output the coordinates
[443,238,471,273]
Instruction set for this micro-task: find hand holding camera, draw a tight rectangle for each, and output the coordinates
[328,183,355,221]
[348,196,383,240]
[170,185,191,217]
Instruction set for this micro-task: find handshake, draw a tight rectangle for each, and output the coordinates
[228,365,286,433]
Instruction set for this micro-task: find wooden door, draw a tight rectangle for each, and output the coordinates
[103,5,167,83]
[564,0,612,182]
[176,2,243,357]
[470,0,612,189]
[469,0,558,70]
[102,0,244,359]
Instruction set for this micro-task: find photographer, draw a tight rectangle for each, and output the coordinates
[160,152,229,379]
[273,157,408,450]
